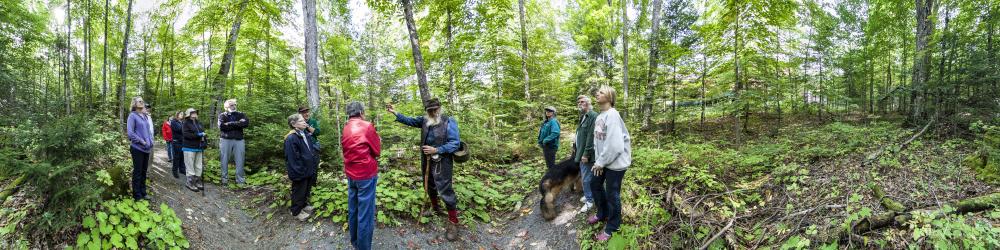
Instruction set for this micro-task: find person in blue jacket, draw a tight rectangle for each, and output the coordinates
[538,106,561,168]
[387,98,463,241]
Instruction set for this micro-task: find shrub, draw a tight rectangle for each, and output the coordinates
[75,199,188,250]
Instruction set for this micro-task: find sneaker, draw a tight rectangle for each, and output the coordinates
[303,205,315,213]
[579,202,593,213]
[594,232,611,242]
[295,212,311,222]
[580,196,587,203]
[586,214,605,225]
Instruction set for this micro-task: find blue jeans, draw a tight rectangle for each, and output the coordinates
[579,161,595,203]
[591,169,626,235]
[348,176,377,250]
[166,141,173,161]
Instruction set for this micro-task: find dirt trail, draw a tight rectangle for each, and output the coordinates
[146,144,583,249]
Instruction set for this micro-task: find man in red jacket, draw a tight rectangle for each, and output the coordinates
[161,118,174,162]
[340,101,381,250]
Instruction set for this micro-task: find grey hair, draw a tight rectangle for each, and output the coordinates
[224,99,238,109]
[346,101,365,118]
[287,114,304,128]
[130,96,145,111]
[577,95,591,104]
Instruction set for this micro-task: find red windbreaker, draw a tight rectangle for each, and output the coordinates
[341,117,382,180]
[161,120,173,142]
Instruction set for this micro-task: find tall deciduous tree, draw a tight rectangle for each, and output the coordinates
[401,0,432,103]
[641,0,663,129]
[303,0,320,113]
[209,0,250,129]
[117,0,134,125]
[518,0,530,101]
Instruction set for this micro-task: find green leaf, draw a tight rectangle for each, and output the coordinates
[110,233,123,248]
[126,236,138,249]
[76,233,90,247]
[83,216,97,228]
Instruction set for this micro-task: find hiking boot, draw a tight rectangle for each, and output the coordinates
[172,169,179,179]
[186,177,199,192]
[197,177,205,191]
[579,202,594,213]
[303,205,315,214]
[295,212,311,222]
[445,221,459,242]
[580,196,587,203]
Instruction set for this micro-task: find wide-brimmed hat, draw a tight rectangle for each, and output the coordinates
[297,106,311,113]
[185,108,198,117]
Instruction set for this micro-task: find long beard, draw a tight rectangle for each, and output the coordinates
[425,115,441,127]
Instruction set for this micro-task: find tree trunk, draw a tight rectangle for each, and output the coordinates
[102,0,109,103]
[621,0,630,120]
[733,6,742,141]
[156,39,165,100]
[247,44,256,97]
[401,0,432,103]
[85,0,92,109]
[209,0,250,129]
[303,0,320,113]
[446,9,457,106]
[641,0,663,129]
[518,0,530,102]
[910,0,935,121]
[141,34,150,100]
[117,0,134,127]
[65,0,72,115]
[169,30,176,98]
[701,53,707,126]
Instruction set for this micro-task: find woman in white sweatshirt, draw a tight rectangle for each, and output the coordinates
[585,85,632,242]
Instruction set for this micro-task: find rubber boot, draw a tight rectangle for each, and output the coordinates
[445,210,459,241]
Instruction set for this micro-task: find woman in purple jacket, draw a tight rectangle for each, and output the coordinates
[126,97,154,200]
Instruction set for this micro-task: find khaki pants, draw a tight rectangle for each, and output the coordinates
[184,151,204,177]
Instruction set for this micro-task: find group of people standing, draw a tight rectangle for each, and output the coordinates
[125,85,627,248]
[281,97,464,249]
[156,99,250,192]
[537,86,632,242]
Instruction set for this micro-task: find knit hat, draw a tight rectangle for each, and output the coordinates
[424,98,442,111]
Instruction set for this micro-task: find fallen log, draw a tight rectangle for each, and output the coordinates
[852,192,1000,235]
[870,183,906,213]
[0,175,26,202]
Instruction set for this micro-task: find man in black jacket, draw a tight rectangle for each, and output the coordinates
[284,113,319,222]
[218,99,250,186]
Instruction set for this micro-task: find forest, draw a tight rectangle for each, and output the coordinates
[1,0,999,249]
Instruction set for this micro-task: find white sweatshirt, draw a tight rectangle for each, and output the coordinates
[593,108,631,171]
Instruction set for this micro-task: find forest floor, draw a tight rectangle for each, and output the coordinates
[146,143,583,250]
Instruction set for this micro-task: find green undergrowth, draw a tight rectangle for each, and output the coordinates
[578,121,982,248]
[74,199,188,250]
[964,121,1000,184]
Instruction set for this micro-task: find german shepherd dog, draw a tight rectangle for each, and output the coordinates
[539,154,583,220]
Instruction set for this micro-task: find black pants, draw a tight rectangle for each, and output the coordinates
[591,168,626,235]
[130,147,150,200]
[423,155,458,211]
[542,145,557,169]
[171,141,185,176]
[290,175,317,216]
